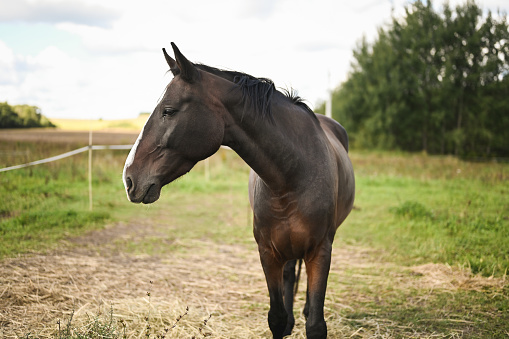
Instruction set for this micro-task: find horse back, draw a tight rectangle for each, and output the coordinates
[316,114,349,153]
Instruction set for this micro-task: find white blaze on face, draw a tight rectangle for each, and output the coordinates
[122,111,153,201]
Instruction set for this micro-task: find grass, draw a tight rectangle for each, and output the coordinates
[337,153,509,277]
[0,140,128,257]
[0,130,508,337]
[21,308,127,339]
[339,270,509,338]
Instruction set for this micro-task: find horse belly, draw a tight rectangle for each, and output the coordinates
[334,151,355,226]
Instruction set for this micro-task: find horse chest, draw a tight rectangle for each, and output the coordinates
[252,193,332,260]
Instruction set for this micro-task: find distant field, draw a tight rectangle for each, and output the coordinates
[51,114,149,131]
[0,130,138,152]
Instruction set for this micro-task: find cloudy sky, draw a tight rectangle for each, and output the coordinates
[0,0,507,120]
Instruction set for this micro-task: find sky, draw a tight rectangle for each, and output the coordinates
[0,0,508,120]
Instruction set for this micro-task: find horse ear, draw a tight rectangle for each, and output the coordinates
[162,48,179,76]
[171,42,199,83]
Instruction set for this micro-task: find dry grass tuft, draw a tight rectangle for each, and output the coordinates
[410,263,507,292]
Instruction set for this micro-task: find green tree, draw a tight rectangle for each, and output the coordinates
[0,102,55,128]
[0,102,22,128]
[326,0,509,156]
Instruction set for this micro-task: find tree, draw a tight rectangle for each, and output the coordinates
[0,102,55,128]
[0,102,22,128]
[325,0,509,156]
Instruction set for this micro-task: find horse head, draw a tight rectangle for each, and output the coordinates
[122,43,225,204]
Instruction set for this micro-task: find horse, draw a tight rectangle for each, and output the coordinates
[123,43,355,339]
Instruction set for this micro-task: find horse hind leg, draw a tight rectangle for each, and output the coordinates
[282,259,297,336]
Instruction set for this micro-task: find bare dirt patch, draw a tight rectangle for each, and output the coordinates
[0,216,506,338]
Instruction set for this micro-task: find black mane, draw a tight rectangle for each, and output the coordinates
[281,88,315,116]
[195,64,315,122]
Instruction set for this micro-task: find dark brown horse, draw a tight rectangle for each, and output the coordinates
[123,43,355,339]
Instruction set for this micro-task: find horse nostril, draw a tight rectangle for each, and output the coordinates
[125,177,133,191]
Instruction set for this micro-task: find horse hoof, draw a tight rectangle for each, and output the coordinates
[283,319,295,336]
[306,320,327,339]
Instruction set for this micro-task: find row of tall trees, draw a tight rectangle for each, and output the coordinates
[322,0,509,156]
[0,102,55,129]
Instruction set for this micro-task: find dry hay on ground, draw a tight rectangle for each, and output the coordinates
[0,220,507,338]
[410,263,507,292]
[0,239,271,338]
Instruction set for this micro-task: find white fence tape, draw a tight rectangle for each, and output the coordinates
[0,145,132,173]
[0,144,232,173]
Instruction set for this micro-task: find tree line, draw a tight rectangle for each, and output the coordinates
[0,102,55,128]
[318,0,509,157]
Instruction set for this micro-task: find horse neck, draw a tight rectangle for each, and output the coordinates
[222,90,322,193]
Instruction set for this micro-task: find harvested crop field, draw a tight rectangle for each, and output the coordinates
[0,129,138,146]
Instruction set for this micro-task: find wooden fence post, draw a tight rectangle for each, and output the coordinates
[88,129,93,211]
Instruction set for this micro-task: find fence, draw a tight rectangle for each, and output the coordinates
[0,145,132,173]
[0,142,133,211]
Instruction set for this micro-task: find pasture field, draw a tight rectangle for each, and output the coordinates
[0,129,508,338]
[0,130,140,257]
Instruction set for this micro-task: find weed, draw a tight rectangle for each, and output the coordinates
[391,200,434,219]
[54,307,125,339]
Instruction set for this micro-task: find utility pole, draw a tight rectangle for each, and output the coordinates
[325,71,332,119]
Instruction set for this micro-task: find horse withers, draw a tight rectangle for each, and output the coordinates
[123,43,355,339]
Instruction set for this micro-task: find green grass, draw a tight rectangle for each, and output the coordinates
[0,139,146,257]
[344,288,509,338]
[337,160,509,277]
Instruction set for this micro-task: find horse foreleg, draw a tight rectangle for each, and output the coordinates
[259,250,287,339]
[283,259,297,336]
[304,243,332,339]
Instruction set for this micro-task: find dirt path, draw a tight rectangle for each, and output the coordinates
[1,215,506,338]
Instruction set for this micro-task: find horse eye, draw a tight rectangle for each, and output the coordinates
[163,107,177,117]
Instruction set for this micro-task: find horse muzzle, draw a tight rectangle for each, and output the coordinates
[124,177,161,204]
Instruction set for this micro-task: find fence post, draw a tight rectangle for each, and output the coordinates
[326,70,332,119]
[88,129,93,211]
[205,157,210,181]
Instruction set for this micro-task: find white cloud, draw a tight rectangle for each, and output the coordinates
[0,0,119,27]
[0,41,17,85]
[2,46,82,113]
